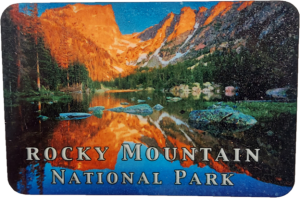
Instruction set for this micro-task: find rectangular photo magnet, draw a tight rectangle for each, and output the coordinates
[1,1,298,196]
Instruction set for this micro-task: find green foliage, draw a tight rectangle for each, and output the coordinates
[102,58,210,90]
[213,22,222,31]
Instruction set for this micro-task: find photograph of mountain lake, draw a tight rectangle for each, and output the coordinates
[1,1,298,196]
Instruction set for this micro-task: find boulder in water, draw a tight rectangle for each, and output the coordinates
[172,97,182,102]
[37,115,48,121]
[137,99,146,103]
[56,112,91,120]
[266,87,289,99]
[107,107,124,112]
[124,104,153,116]
[189,103,257,135]
[89,106,105,111]
[153,104,164,111]
[267,130,274,136]
[92,110,103,119]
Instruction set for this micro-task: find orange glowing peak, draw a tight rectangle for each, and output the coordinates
[203,2,234,26]
[198,6,208,13]
[167,7,196,41]
[237,1,254,11]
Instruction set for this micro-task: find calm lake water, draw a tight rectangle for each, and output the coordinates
[5,91,296,195]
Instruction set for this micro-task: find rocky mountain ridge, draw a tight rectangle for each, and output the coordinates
[14,1,297,81]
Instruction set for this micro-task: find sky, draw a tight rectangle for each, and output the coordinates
[18,2,218,34]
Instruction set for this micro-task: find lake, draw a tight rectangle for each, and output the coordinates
[5,91,296,195]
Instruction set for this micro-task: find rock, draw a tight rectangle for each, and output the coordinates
[266,87,289,99]
[124,104,153,116]
[92,110,103,119]
[225,86,236,97]
[56,112,91,120]
[147,97,151,100]
[166,97,182,102]
[193,82,200,88]
[37,115,48,121]
[145,87,155,91]
[89,106,105,111]
[202,88,211,93]
[153,104,164,111]
[203,82,212,87]
[189,103,257,135]
[207,85,214,91]
[106,107,124,112]
[170,86,179,93]
[267,130,274,136]
[89,106,105,118]
[121,102,129,105]
[172,97,182,101]
[170,84,190,93]
[137,99,146,103]
[192,87,201,93]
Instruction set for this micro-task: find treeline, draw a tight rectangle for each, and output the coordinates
[2,5,92,98]
[102,38,297,93]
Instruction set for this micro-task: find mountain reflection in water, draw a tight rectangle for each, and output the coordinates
[6,92,295,195]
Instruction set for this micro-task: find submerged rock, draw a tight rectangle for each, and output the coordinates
[267,130,274,136]
[137,99,146,103]
[167,97,182,102]
[107,107,124,112]
[89,106,105,111]
[124,104,153,116]
[37,115,48,121]
[153,104,164,111]
[121,102,129,105]
[92,110,103,119]
[56,112,91,120]
[189,103,257,135]
[266,87,289,99]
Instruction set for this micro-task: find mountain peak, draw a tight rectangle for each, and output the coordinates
[167,6,196,41]
[203,1,234,25]
[237,1,254,11]
[198,6,208,13]
[180,6,195,13]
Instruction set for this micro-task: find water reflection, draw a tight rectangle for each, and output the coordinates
[5,91,296,195]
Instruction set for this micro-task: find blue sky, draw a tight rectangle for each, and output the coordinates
[18,2,218,34]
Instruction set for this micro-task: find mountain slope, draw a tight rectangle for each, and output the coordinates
[12,1,297,81]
